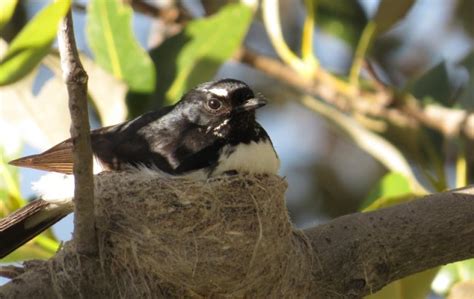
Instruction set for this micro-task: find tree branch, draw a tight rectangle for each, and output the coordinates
[1,173,473,298]
[57,10,96,255]
[304,186,474,297]
[235,48,474,140]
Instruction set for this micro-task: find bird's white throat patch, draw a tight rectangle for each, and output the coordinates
[210,118,230,138]
[212,140,280,176]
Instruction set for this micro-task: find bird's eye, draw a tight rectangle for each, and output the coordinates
[207,99,222,110]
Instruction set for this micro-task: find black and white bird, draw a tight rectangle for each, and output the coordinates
[0,78,280,258]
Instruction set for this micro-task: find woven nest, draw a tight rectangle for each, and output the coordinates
[51,171,313,298]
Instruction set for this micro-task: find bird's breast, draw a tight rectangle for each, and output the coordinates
[210,140,280,176]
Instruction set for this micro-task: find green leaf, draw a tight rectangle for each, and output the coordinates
[86,0,155,93]
[129,3,252,115]
[361,172,416,211]
[127,3,253,116]
[432,259,474,295]
[0,0,70,86]
[408,62,453,106]
[315,0,368,48]
[0,0,18,29]
[373,0,416,35]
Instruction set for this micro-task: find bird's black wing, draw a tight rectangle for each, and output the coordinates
[8,107,175,174]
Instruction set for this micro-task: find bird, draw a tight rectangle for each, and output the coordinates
[0,78,280,259]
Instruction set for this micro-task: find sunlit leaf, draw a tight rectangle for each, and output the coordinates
[165,3,252,103]
[0,0,18,30]
[408,61,453,106]
[361,172,416,211]
[373,0,416,35]
[0,0,70,85]
[86,0,155,93]
[128,3,253,116]
[127,3,253,116]
[367,269,438,299]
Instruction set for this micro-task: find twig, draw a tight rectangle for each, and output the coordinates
[57,10,97,256]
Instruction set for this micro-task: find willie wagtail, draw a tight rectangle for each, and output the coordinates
[0,78,279,258]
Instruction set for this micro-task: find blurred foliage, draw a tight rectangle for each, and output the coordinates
[433,259,474,296]
[0,0,70,85]
[0,0,18,30]
[361,172,416,211]
[432,259,474,295]
[456,0,474,37]
[315,0,367,48]
[0,0,472,297]
[408,62,453,106]
[0,150,59,262]
[348,0,416,84]
[366,268,439,299]
[371,0,416,36]
[459,51,474,109]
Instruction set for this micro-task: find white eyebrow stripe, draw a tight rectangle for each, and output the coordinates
[208,88,228,97]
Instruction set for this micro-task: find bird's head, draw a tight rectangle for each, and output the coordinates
[177,79,267,137]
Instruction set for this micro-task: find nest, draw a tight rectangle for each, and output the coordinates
[49,171,313,298]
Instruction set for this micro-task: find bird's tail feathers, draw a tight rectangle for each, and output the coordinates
[0,199,72,259]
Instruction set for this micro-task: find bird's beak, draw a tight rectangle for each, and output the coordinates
[235,98,267,113]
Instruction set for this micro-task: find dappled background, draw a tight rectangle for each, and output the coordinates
[0,0,473,298]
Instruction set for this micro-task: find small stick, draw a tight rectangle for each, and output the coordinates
[57,10,97,256]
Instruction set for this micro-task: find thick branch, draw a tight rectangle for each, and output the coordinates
[304,186,474,297]
[1,174,473,298]
[57,11,96,255]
